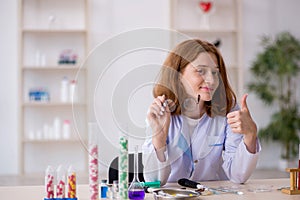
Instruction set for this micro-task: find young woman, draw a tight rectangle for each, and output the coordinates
[142,39,260,185]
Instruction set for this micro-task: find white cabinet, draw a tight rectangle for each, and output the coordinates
[169,0,243,98]
[19,0,89,174]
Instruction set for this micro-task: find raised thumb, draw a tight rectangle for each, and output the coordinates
[241,93,249,111]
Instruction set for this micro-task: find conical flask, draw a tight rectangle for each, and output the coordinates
[128,145,145,200]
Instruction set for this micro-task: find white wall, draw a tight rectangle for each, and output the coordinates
[242,0,300,168]
[0,0,300,175]
[0,0,19,175]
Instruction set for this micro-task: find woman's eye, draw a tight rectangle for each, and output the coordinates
[197,69,205,75]
[212,71,218,75]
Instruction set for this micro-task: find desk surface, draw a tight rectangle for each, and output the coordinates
[0,178,299,200]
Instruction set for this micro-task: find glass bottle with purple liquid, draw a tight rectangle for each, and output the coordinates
[128,145,145,200]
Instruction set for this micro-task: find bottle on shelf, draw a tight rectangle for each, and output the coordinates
[69,80,78,103]
[35,50,40,67]
[43,123,50,140]
[62,120,71,140]
[60,76,69,103]
[53,117,61,140]
[41,53,46,67]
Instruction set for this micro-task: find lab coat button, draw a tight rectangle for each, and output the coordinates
[194,160,198,163]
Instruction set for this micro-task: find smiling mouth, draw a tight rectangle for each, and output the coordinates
[200,86,214,92]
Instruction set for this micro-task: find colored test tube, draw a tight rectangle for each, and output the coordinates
[56,165,66,198]
[45,166,55,199]
[118,135,128,199]
[68,165,77,198]
[89,123,99,200]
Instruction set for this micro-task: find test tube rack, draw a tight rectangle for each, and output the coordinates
[281,168,300,195]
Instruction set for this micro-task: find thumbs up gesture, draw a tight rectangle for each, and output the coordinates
[227,94,257,137]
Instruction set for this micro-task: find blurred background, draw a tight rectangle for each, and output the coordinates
[0,0,299,185]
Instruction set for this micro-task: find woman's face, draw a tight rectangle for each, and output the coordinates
[181,52,220,102]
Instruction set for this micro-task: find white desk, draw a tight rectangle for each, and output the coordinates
[0,178,299,200]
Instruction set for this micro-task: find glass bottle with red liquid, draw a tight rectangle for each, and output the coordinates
[198,0,214,29]
[128,145,145,200]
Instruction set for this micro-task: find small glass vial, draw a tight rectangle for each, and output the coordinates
[112,180,119,199]
[106,186,113,199]
[100,179,108,199]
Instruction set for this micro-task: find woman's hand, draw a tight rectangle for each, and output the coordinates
[226,94,258,153]
[147,95,171,151]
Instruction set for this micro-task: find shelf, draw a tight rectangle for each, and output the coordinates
[22,102,86,107]
[175,28,238,35]
[22,139,85,144]
[22,29,87,34]
[19,0,89,175]
[23,65,86,70]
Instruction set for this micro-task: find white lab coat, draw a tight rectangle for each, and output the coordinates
[142,107,261,186]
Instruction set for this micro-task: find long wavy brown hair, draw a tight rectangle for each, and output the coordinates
[153,39,236,117]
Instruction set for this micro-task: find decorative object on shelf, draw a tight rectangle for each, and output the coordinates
[29,87,50,102]
[48,13,57,29]
[58,49,78,65]
[197,0,214,29]
[212,38,221,48]
[248,32,300,163]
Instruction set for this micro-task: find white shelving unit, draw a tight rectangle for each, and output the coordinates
[19,0,89,174]
[169,0,243,99]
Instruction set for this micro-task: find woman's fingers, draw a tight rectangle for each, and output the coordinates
[227,108,256,135]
